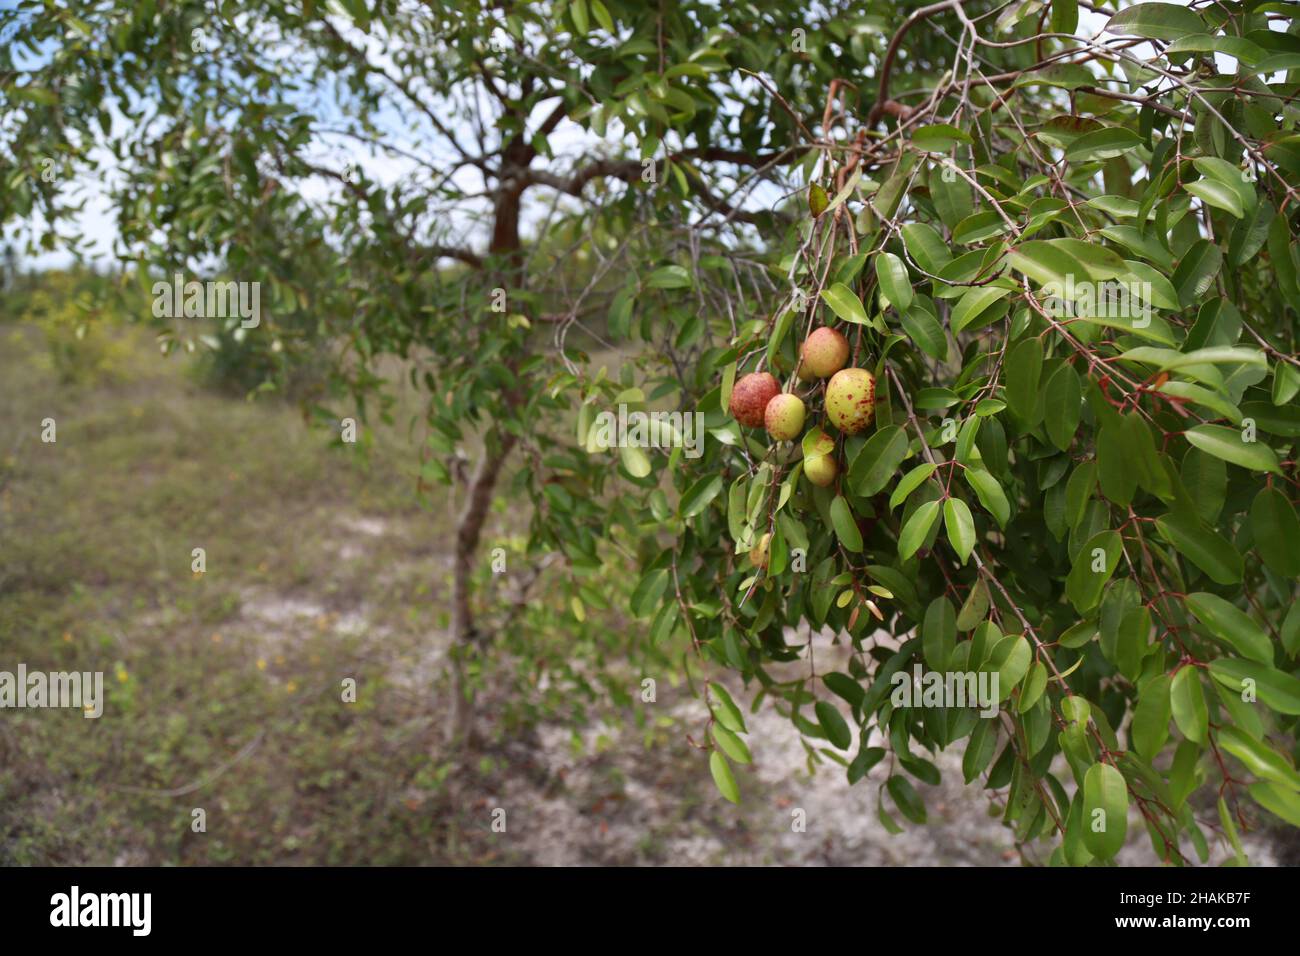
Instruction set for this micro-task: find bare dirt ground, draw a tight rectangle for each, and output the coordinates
[475,654,1285,867]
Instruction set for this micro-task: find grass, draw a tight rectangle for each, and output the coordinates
[0,320,524,864]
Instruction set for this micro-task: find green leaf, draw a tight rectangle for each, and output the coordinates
[890,462,937,510]
[964,468,1011,529]
[1105,2,1205,40]
[1209,659,1300,716]
[1066,127,1141,163]
[1273,362,1300,406]
[1122,346,1266,371]
[1186,592,1273,665]
[590,0,615,32]
[647,264,692,289]
[992,635,1032,699]
[887,775,928,824]
[1250,782,1300,827]
[911,123,974,152]
[1217,726,1300,790]
[899,499,942,561]
[1181,449,1226,523]
[1283,603,1300,660]
[950,286,1012,334]
[767,309,794,368]
[727,477,748,543]
[1184,424,1281,475]
[1241,401,1300,437]
[1172,240,1222,308]
[679,474,724,518]
[875,252,913,311]
[901,302,948,360]
[1066,530,1122,612]
[1155,511,1243,585]
[1050,0,1078,35]
[1044,363,1082,450]
[1171,666,1208,744]
[1018,661,1048,714]
[1192,156,1258,213]
[952,210,1007,245]
[1010,239,1081,288]
[709,750,740,803]
[708,682,748,734]
[1186,178,1244,219]
[943,497,976,564]
[815,700,852,750]
[962,718,999,783]
[569,0,590,32]
[711,723,752,764]
[901,222,953,274]
[1131,674,1172,759]
[719,361,736,413]
[1081,762,1129,860]
[619,443,651,478]
[1170,33,1266,65]
[1097,421,1137,506]
[849,425,909,496]
[1251,487,1300,577]
[824,672,865,708]
[820,282,869,325]
[956,578,990,632]
[830,495,864,553]
[630,568,669,618]
[922,596,956,669]
[1005,337,1044,424]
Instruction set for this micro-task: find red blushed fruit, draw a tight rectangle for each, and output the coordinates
[799,327,850,379]
[825,367,877,435]
[729,372,781,428]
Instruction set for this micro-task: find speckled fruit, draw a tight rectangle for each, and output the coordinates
[764,393,805,441]
[804,454,838,487]
[799,327,850,379]
[729,372,781,428]
[750,532,772,569]
[825,367,876,435]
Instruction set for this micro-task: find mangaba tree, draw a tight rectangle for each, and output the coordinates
[4,0,1300,864]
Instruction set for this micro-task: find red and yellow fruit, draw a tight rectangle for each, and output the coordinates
[729,372,781,428]
[764,393,805,441]
[798,327,850,380]
[825,367,876,435]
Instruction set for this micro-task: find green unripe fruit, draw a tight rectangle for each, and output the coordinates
[729,372,781,428]
[803,453,838,487]
[764,393,805,441]
[799,327,850,379]
[825,367,876,435]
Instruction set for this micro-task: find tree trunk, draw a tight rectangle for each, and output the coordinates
[445,155,526,745]
[446,428,518,744]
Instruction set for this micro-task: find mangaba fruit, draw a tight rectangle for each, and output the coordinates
[798,327,850,380]
[803,454,837,487]
[825,367,876,435]
[764,393,805,441]
[729,372,781,428]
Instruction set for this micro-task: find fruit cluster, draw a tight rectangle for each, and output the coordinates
[727,326,877,493]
